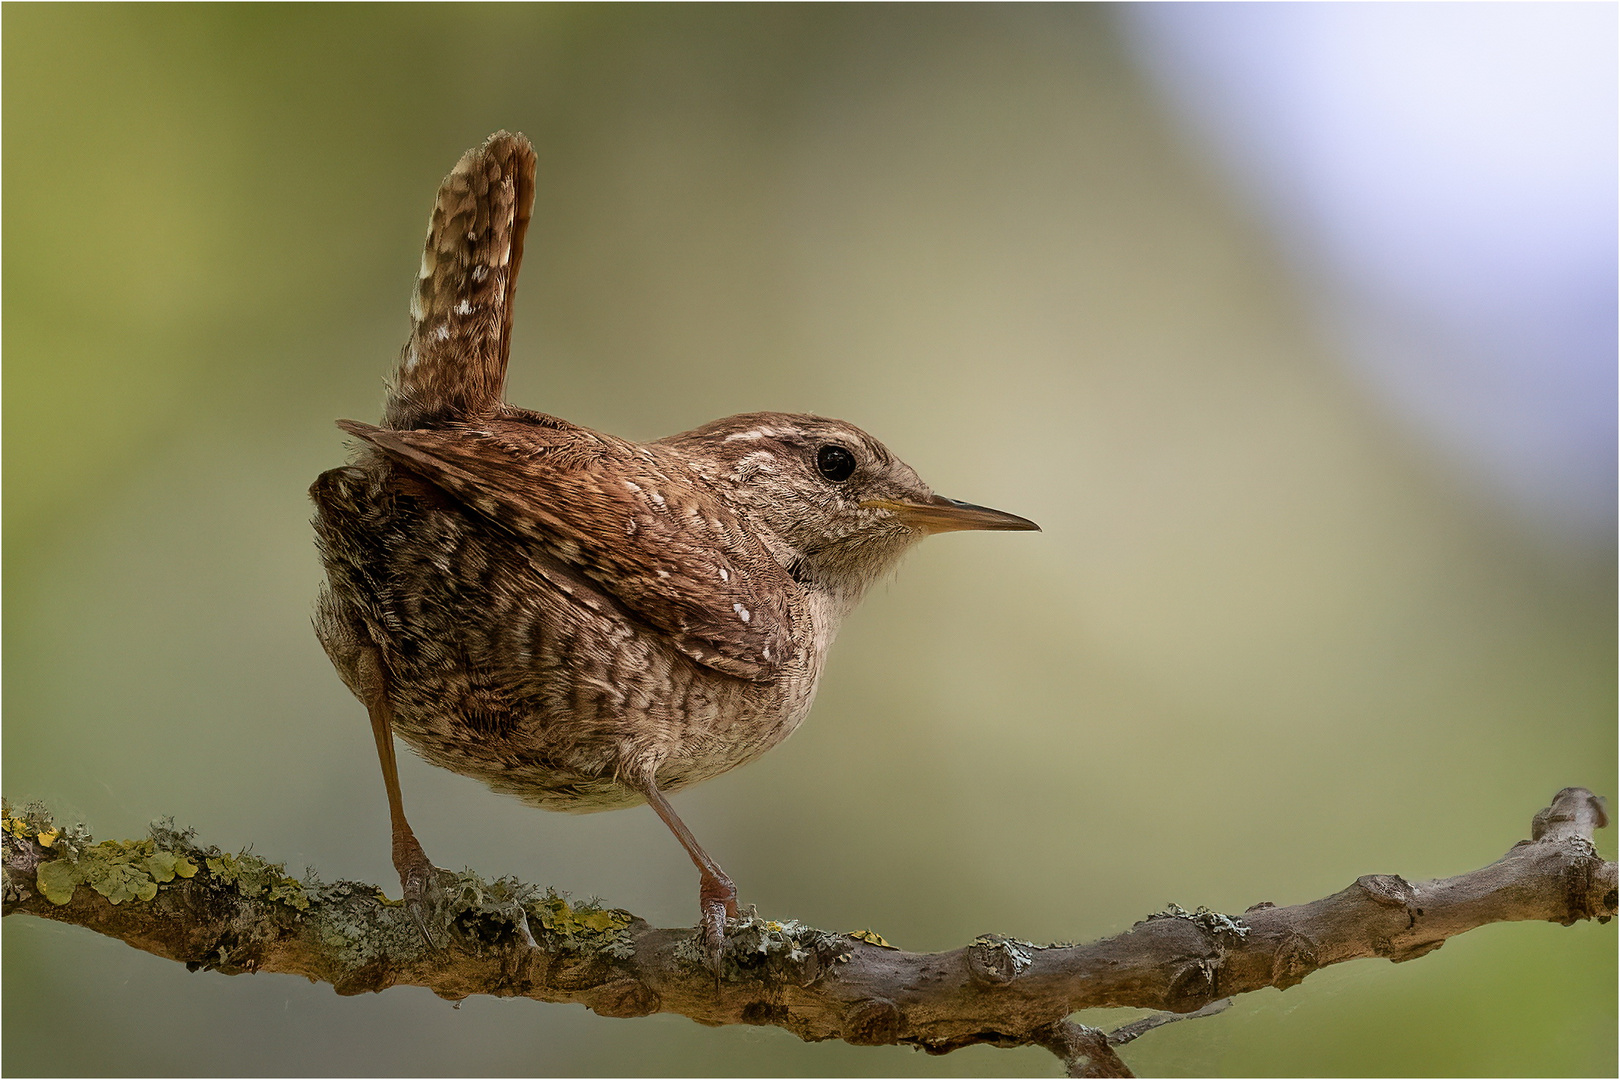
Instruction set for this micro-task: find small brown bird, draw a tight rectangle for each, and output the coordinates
[311,131,1037,955]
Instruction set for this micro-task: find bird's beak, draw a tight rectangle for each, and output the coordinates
[861,495,1041,535]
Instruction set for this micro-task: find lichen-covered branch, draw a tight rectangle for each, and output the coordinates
[4,789,1613,1077]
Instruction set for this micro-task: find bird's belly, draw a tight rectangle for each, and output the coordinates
[382,574,821,814]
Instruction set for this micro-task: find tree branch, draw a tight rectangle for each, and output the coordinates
[4,788,1612,1076]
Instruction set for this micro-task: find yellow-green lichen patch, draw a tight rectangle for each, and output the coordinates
[847,928,897,949]
[35,860,81,905]
[2,800,89,856]
[145,850,198,883]
[530,889,635,959]
[2,800,43,841]
[33,838,199,907]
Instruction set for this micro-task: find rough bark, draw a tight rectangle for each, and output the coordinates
[3,788,1613,1077]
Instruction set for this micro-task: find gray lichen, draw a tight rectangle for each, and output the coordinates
[1150,902,1250,939]
[676,909,840,979]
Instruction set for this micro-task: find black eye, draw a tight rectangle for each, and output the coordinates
[816,444,856,482]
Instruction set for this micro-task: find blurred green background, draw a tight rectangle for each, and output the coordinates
[4,5,1613,1076]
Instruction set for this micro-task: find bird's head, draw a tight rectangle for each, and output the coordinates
[658,412,1038,610]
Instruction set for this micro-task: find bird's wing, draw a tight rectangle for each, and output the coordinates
[339,418,801,682]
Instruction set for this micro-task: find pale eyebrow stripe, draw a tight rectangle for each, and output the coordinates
[722,426,788,442]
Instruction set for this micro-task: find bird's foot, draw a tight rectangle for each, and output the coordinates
[698,870,739,978]
[393,833,448,950]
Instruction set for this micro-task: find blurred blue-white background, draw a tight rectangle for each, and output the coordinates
[5,5,1614,1076]
[1124,2,1616,547]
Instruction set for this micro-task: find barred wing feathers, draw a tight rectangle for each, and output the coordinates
[340,418,801,682]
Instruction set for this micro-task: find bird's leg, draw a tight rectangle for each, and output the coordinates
[637,779,738,967]
[355,646,442,946]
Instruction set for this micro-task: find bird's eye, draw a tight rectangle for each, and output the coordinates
[816,444,857,482]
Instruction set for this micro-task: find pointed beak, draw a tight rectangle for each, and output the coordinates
[861,495,1041,535]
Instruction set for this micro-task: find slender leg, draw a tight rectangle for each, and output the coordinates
[636,779,738,964]
[354,645,441,945]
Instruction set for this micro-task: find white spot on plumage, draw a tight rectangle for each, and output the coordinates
[733,602,751,623]
[471,265,489,282]
[648,491,665,508]
[454,299,476,316]
[719,568,730,582]
[656,569,671,579]
[623,480,642,493]
[432,324,451,342]
[723,426,786,443]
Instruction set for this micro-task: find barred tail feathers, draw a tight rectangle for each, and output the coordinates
[383,131,536,430]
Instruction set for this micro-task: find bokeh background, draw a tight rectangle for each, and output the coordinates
[5,5,1614,1076]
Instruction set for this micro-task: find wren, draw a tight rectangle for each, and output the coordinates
[310,131,1038,956]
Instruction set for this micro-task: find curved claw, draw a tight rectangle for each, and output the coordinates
[698,870,739,978]
[394,833,447,950]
